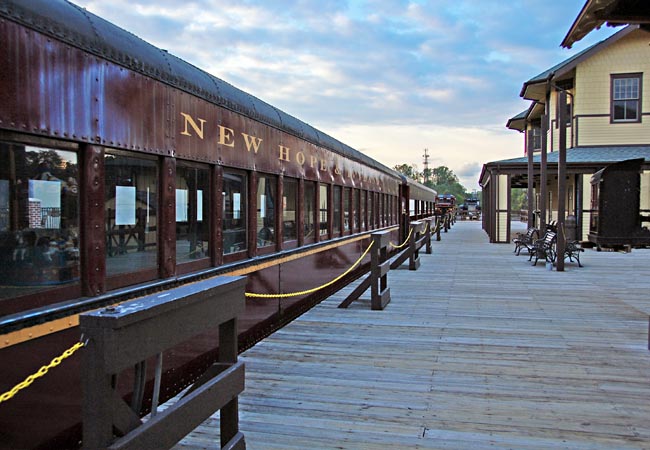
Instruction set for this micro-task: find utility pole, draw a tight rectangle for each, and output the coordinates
[422,148,430,184]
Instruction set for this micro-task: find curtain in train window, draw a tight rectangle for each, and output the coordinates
[175,163,209,263]
[0,142,79,300]
[257,175,276,248]
[105,150,158,276]
[333,185,342,235]
[283,178,297,242]
[343,187,350,232]
[223,171,247,254]
[319,184,329,237]
[303,181,315,242]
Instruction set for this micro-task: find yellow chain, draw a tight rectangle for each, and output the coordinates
[389,226,414,249]
[246,240,374,298]
[0,340,85,404]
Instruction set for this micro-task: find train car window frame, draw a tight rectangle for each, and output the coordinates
[256,173,277,256]
[222,169,248,261]
[0,139,82,312]
[352,188,359,233]
[303,180,316,244]
[282,177,298,248]
[319,183,329,239]
[343,187,351,234]
[333,185,342,237]
[104,149,159,290]
[175,161,211,274]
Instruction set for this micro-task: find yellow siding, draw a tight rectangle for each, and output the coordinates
[574,29,650,146]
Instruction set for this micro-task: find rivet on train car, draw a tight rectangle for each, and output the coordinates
[96,267,100,272]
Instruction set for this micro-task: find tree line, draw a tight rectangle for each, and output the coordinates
[392,163,477,204]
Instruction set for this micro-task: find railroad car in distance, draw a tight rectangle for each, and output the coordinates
[0,0,436,447]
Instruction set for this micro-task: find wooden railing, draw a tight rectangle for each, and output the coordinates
[80,276,247,450]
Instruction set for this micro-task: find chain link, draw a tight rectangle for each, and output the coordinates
[0,341,85,404]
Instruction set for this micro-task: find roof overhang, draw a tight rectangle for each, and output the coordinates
[562,0,650,48]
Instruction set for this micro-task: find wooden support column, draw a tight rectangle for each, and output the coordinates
[540,114,548,231]
[557,91,567,272]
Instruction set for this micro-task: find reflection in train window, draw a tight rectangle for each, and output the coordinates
[105,150,158,277]
[319,184,329,237]
[333,185,341,236]
[223,171,247,255]
[283,178,297,242]
[176,162,209,264]
[257,175,276,248]
[304,181,315,243]
[0,142,79,299]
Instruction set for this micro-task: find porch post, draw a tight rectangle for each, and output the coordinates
[540,114,548,231]
[557,91,567,271]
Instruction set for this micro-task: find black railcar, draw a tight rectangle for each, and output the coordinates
[0,0,436,447]
[589,158,650,247]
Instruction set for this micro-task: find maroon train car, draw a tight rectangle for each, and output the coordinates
[0,0,437,448]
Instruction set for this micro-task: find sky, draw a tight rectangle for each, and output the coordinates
[73,0,619,190]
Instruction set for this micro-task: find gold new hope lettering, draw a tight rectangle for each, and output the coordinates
[180,112,356,178]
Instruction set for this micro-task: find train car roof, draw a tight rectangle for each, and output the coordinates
[395,173,437,199]
[0,0,398,178]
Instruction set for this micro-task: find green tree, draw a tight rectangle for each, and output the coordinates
[393,163,421,181]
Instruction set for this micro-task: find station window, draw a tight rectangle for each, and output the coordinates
[333,185,342,235]
[257,175,276,248]
[0,142,80,301]
[304,181,316,243]
[319,183,329,238]
[611,74,642,122]
[175,162,210,264]
[343,187,351,233]
[105,150,158,277]
[223,171,247,255]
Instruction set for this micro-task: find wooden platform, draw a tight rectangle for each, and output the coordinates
[175,221,650,449]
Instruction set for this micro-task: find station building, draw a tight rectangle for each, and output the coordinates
[480,24,650,244]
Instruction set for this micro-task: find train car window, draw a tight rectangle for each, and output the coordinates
[257,175,276,249]
[333,185,342,236]
[105,150,158,278]
[352,189,359,232]
[368,192,374,230]
[343,187,351,233]
[175,163,210,265]
[0,142,80,302]
[303,181,316,244]
[283,178,298,243]
[360,191,367,231]
[318,184,329,236]
[223,171,247,255]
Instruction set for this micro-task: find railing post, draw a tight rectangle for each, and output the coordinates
[436,215,442,241]
[425,218,432,254]
[339,231,391,309]
[409,221,422,271]
[371,232,391,310]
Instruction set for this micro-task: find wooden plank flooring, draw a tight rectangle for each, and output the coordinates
[175,221,650,449]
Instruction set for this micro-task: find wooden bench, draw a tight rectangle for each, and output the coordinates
[513,227,539,255]
[529,230,557,266]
